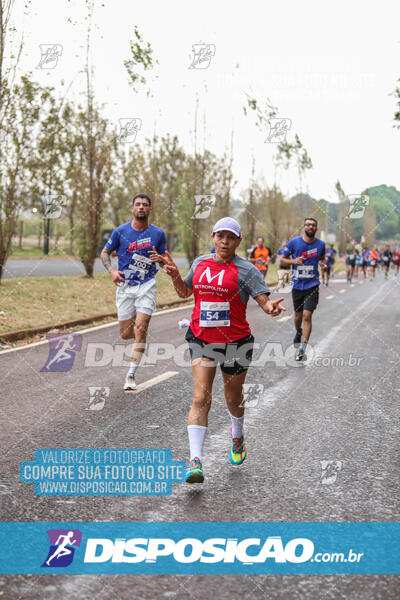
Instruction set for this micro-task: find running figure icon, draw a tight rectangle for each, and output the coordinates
[42,334,79,371]
[45,531,77,566]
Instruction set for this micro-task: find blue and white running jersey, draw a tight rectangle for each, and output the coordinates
[282,236,325,290]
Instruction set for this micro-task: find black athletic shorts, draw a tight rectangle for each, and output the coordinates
[292,285,320,313]
[185,327,254,375]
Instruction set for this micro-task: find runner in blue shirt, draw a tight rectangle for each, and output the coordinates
[322,244,335,287]
[361,249,368,279]
[377,249,383,273]
[355,248,362,278]
[280,217,326,361]
[101,194,167,390]
[345,241,357,283]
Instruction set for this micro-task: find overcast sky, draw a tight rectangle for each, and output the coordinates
[14,0,400,203]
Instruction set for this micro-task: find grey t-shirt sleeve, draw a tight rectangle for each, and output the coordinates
[183,255,210,289]
[235,256,270,303]
[183,262,195,289]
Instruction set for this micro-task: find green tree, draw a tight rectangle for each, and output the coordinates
[0,1,53,280]
[72,101,117,276]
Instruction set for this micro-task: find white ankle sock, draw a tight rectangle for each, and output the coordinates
[230,414,244,439]
[129,362,138,375]
[187,425,207,461]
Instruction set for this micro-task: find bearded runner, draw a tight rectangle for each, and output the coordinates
[280,217,326,362]
[101,194,167,391]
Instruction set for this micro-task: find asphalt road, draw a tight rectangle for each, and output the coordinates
[0,272,399,598]
[2,257,189,279]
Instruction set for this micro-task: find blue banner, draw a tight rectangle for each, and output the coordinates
[20,449,185,496]
[0,522,398,574]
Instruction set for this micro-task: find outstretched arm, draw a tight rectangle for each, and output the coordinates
[149,248,193,298]
[254,293,286,316]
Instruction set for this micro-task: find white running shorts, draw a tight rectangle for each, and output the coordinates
[116,278,156,321]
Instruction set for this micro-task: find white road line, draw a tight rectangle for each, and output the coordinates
[326,295,334,300]
[124,371,179,394]
[276,315,292,322]
[339,289,346,293]
[0,304,194,355]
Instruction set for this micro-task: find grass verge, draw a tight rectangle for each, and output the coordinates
[0,270,188,336]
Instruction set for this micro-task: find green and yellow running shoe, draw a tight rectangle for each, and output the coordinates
[229,435,246,465]
[185,457,204,484]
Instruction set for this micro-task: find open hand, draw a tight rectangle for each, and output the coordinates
[268,297,286,316]
[150,249,179,278]
[149,246,164,263]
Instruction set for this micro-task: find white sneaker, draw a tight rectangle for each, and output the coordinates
[124,372,137,391]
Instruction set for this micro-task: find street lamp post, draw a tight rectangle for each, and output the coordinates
[43,215,51,255]
[35,195,52,256]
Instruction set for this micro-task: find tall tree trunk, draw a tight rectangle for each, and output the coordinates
[18,219,23,249]
[68,190,77,255]
[362,206,376,248]
[68,218,74,254]
[0,250,5,283]
[112,204,120,228]
[53,222,62,251]
[166,197,174,250]
[84,260,94,277]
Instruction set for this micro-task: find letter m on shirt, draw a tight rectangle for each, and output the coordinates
[198,267,225,286]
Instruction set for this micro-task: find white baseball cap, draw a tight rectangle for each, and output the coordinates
[212,217,241,238]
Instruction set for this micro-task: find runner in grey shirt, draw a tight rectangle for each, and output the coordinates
[152,217,285,484]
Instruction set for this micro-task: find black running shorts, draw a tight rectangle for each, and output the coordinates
[185,327,254,375]
[292,285,320,313]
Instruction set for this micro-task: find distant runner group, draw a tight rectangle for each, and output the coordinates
[101,194,398,483]
[344,243,399,283]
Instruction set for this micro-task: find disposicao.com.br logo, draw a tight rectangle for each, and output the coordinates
[83,536,362,565]
[2,522,395,574]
